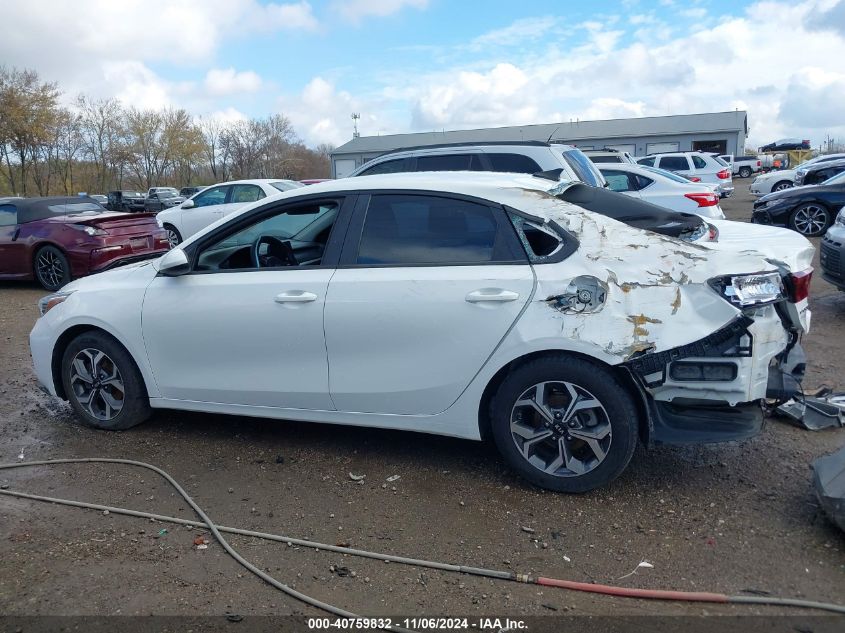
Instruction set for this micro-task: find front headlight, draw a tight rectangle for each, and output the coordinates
[156,215,164,228]
[836,208,845,226]
[709,272,784,307]
[38,290,75,316]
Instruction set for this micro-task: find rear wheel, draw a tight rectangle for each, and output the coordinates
[490,356,638,493]
[34,245,71,291]
[739,166,752,178]
[61,331,151,430]
[164,224,182,248]
[790,203,831,236]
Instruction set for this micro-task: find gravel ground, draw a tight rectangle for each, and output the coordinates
[0,182,843,624]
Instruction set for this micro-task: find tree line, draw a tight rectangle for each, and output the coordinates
[0,66,334,197]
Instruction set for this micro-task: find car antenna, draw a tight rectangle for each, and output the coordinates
[546,126,561,144]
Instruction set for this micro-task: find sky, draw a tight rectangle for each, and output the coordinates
[2,0,845,149]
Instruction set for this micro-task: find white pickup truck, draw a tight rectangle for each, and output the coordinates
[719,154,763,179]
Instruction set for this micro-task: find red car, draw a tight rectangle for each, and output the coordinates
[0,196,170,290]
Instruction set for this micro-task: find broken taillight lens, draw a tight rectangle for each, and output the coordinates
[785,269,813,302]
[716,169,731,179]
[684,192,719,207]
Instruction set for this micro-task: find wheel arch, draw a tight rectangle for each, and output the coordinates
[51,324,151,401]
[476,349,649,445]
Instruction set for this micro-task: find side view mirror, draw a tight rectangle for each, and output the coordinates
[182,199,195,209]
[157,248,190,276]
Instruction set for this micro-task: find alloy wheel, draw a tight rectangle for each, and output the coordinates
[792,205,828,235]
[166,228,180,248]
[69,348,125,421]
[510,381,611,477]
[773,182,792,192]
[36,249,65,289]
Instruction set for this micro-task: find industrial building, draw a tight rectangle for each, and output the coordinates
[330,110,748,177]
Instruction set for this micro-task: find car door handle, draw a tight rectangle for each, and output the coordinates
[465,289,520,303]
[274,291,317,303]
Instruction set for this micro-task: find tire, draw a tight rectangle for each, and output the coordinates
[789,203,831,237]
[489,356,638,493]
[739,167,752,179]
[34,245,72,291]
[61,331,151,430]
[163,224,182,248]
[772,181,792,192]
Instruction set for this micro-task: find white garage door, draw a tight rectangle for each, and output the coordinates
[646,142,680,154]
[334,159,357,178]
[606,144,636,154]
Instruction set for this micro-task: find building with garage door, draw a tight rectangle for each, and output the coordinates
[331,110,748,178]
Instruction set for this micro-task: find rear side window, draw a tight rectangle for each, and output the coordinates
[691,155,708,169]
[359,158,407,176]
[356,194,521,265]
[638,157,656,167]
[560,150,603,186]
[415,154,482,171]
[712,156,729,167]
[487,153,542,173]
[0,204,16,227]
[603,170,632,192]
[658,156,690,171]
[230,184,265,203]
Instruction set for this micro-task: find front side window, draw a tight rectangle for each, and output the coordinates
[0,204,16,227]
[691,155,708,169]
[359,158,406,176]
[195,201,338,271]
[602,170,632,192]
[231,184,265,203]
[193,185,229,208]
[356,194,518,266]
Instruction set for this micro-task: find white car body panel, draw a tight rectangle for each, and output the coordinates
[29,172,812,442]
[750,170,798,196]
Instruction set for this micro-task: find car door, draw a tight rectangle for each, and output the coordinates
[0,203,24,275]
[324,192,534,416]
[180,184,231,238]
[141,195,352,409]
[602,169,642,199]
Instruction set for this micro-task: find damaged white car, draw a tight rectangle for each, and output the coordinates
[29,172,814,492]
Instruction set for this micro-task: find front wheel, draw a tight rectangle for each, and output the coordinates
[739,167,752,179]
[772,181,792,192]
[490,356,638,493]
[34,245,71,290]
[163,224,182,247]
[790,203,831,236]
[61,331,151,430]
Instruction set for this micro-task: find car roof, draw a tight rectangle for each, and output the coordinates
[210,178,301,186]
[807,158,845,169]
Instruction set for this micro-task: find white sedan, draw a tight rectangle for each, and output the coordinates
[157,178,302,246]
[30,172,812,493]
[598,163,725,218]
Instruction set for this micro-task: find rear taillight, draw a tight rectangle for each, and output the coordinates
[684,192,719,207]
[756,160,761,167]
[785,269,813,302]
[716,169,731,179]
[688,176,701,182]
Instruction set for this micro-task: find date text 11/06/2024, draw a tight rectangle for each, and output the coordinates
[307,617,528,631]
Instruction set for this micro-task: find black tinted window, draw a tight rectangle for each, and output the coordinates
[589,155,622,163]
[357,195,514,265]
[691,155,707,168]
[359,158,406,176]
[659,156,690,171]
[638,157,655,167]
[0,204,16,227]
[487,153,542,173]
[416,154,474,171]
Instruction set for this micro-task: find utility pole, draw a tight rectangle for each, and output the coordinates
[351,113,360,139]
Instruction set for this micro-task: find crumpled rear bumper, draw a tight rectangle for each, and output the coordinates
[624,305,806,445]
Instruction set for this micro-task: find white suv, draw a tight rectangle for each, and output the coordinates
[584,149,637,164]
[348,142,608,188]
[637,152,734,198]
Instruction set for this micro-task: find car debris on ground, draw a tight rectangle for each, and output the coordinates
[812,444,845,532]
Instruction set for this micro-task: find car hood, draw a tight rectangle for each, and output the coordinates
[756,169,796,182]
[759,183,844,203]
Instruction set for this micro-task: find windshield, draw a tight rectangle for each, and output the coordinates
[822,171,845,186]
[158,190,179,198]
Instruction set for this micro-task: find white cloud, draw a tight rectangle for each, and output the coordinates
[246,1,318,31]
[204,68,263,96]
[332,0,428,22]
[470,17,560,48]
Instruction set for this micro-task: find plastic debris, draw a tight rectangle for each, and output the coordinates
[17,449,24,461]
[563,555,571,563]
[618,560,654,580]
[330,565,351,577]
[521,526,535,534]
[348,472,365,481]
[157,528,167,537]
[812,444,845,532]
[386,475,401,482]
[775,391,845,431]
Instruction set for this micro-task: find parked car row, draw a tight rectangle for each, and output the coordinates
[635,151,734,198]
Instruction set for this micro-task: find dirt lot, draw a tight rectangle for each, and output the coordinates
[1,182,844,624]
